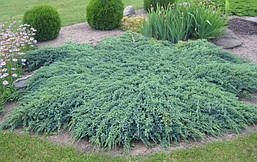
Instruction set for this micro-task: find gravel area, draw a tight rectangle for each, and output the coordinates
[225,16,257,63]
[38,9,147,48]
[38,23,124,47]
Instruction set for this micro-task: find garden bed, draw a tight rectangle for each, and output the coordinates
[1,32,257,153]
[1,2,257,155]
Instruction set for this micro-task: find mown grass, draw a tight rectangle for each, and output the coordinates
[211,0,257,16]
[0,131,256,162]
[0,0,143,26]
[1,0,257,27]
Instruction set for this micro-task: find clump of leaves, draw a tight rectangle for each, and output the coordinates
[142,0,229,43]
[23,42,94,72]
[120,16,144,33]
[1,32,257,152]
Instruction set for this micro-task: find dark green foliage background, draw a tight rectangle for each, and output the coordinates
[86,0,124,30]
[1,32,257,152]
[23,5,61,41]
[144,0,175,11]
[211,0,257,16]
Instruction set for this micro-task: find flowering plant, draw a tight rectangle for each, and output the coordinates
[141,0,229,42]
[0,18,37,102]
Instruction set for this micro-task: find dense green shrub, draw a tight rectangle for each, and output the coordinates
[1,32,257,152]
[23,5,61,41]
[86,0,124,30]
[142,0,229,43]
[144,0,175,11]
[210,0,257,16]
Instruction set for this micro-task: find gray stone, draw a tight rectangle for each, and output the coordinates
[212,29,243,49]
[123,5,136,17]
[14,75,32,89]
[245,17,257,24]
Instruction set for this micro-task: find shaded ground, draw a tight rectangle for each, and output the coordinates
[1,10,257,155]
[227,18,257,35]
[0,102,17,124]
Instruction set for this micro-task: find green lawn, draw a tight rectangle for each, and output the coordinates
[1,0,256,27]
[0,0,143,26]
[211,0,257,16]
[0,131,256,162]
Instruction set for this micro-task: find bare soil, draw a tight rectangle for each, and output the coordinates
[0,102,17,124]
[0,11,257,155]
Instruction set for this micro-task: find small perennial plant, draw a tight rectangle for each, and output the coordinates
[0,18,37,106]
[142,0,229,43]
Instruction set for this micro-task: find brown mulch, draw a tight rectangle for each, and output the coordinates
[224,16,257,63]
[227,18,257,35]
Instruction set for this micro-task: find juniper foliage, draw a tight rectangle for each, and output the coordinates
[1,32,257,152]
[24,42,94,72]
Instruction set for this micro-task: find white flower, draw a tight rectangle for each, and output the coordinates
[2,80,8,85]
[1,61,6,66]
[12,73,17,77]
[1,68,7,72]
[12,58,18,62]
[1,73,8,78]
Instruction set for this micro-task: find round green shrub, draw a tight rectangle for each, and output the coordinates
[23,5,61,42]
[144,0,175,11]
[86,0,124,30]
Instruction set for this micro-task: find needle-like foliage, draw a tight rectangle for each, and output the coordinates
[1,32,257,152]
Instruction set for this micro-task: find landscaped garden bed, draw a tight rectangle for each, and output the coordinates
[0,0,257,159]
[1,31,257,152]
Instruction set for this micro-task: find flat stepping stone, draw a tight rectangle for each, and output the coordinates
[245,17,257,24]
[212,29,243,49]
[14,75,32,89]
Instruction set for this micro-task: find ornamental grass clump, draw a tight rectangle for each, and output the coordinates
[141,0,229,43]
[0,18,37,109]
[1,32,257,152]
[144,0,175,11]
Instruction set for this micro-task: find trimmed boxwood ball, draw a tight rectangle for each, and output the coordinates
[86,0,124,30]
[144,0,175,11]
[23,5,61,42]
